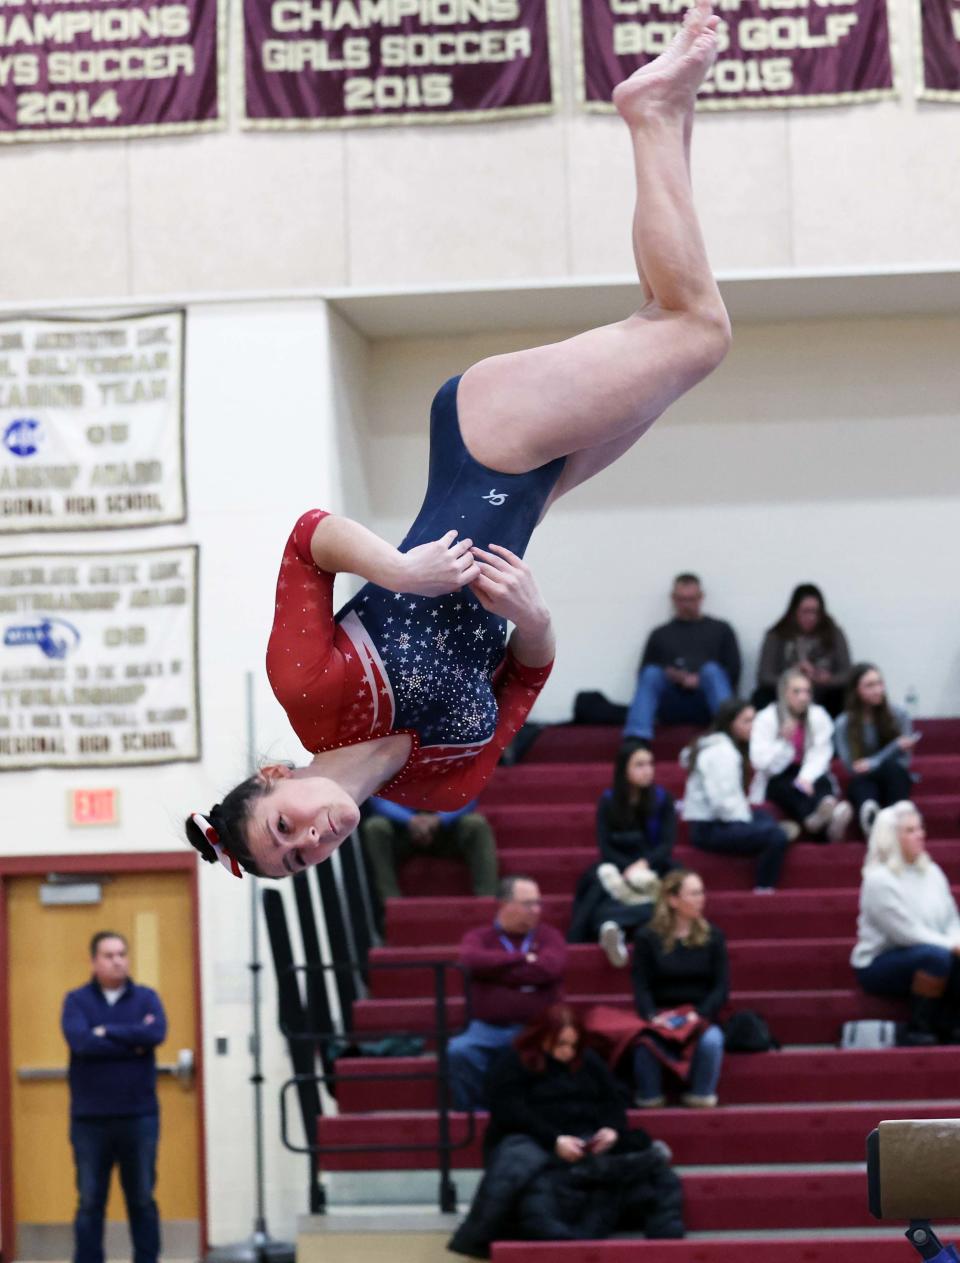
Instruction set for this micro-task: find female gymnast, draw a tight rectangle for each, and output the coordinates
[188,0,731,879]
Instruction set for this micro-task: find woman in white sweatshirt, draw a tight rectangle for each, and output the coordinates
[683,700,796,892]
[749,668,851,842]
[851,802,960,1045]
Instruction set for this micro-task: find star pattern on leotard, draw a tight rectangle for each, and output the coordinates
[339,587,507,747]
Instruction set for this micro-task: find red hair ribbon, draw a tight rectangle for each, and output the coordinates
[190,813,243,879]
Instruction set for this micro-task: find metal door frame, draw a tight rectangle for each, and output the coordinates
[0,852,206,1263]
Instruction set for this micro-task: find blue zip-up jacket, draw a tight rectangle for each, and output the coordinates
[61,978,167,1118]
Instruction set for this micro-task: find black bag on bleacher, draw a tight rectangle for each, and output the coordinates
[723,1010,779,1052]
[572,691,629,725]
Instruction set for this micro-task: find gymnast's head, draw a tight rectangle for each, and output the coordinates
[185,764,361,880]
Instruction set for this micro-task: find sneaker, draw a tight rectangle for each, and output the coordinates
[681,1092,718,1108]
[651,1138,674,1164]
[859,799,880,836]
[803,794,837,834]
[781,820,802,843]
[599,921,628,968]
[827,800,854,843]
[634,1094,667,1108]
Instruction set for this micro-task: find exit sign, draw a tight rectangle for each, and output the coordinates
[68,789,119,827]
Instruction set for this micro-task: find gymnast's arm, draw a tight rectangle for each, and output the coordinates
[309,513,480,598]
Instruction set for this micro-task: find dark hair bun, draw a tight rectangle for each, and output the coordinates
[185,811,219,864]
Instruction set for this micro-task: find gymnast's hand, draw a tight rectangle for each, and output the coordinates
[470,545,552,640]
[400,530,481,596]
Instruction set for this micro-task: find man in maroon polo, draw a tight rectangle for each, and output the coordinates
[447,875,567,1109]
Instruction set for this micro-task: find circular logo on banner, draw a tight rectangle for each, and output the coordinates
[3,417,43,458]
[3,618,82,659]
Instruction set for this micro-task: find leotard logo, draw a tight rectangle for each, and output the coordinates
[482,489,508,506]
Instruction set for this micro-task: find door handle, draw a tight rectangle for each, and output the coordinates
[18,1049,194,1089]
[170,1048,195,1089]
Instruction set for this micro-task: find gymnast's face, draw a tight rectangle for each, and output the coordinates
[245,766,361,879]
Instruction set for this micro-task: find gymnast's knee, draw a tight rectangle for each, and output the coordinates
[688,303,732,373]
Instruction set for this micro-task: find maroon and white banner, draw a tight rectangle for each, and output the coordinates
[919,0,960,99]
[242,0,557,128]
[577,0,896,111]
[0,0,223,142]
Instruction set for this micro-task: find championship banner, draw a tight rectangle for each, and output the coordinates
[0,544,200,769]
[918,0,960,99]
[0,311,185,534]
[242,0,557,128]
[0,0,223,142]
[576,0,896,111]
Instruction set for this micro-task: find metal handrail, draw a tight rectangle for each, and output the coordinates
[276,956,476,1212]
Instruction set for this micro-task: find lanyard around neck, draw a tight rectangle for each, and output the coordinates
[495,925,534,955]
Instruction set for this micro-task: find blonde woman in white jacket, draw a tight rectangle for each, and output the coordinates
[749,668,851,842]
[683,700,796,892]
[851,802,960,1045]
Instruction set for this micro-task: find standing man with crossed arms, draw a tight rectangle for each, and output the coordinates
[61,931,167,1263]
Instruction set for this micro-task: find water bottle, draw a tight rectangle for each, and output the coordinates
[904,685,918,716]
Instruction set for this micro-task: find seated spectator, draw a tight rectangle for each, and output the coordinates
[835,664,920,837]
[448,876,567,1110]
[623,573,741,743]
[632,870,729,1108]
[447,1004,684,1256]
[683,699,798,893]
[852,803,960,1046]
[360,796,497,926]
[753,583,852,716]
[750,668,852,842]
[567,743,677,957]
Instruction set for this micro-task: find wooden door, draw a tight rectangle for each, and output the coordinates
[6,871,200,1260]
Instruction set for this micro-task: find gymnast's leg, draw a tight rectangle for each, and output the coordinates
[458,0,729,495]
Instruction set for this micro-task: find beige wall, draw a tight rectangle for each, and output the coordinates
[2,0,960,304]
[363,314,960,717]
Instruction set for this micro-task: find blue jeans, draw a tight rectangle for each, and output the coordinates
[633,1023,725,1100]
[70,1115,160,1263]
[624,662,733,741]
[446,1019,522,1109]
[856,945,953,997]
[690,809,790,889]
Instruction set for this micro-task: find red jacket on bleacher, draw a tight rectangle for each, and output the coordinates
[458,923,567,1026]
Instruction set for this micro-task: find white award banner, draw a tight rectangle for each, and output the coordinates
[0,544,200,769]
[0,310,185,533]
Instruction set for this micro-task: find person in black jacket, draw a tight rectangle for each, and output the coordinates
[596,745,677,875]
[631,870,728,1108]
[568,743,677,957]
[448,1004,684,1257]
[623,573,741,742]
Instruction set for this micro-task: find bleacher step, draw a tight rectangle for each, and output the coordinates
[316,1101,960,1171]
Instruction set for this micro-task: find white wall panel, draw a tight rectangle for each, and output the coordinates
[127,132,350,295]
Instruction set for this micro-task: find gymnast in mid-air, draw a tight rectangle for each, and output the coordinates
[188,0,731,879]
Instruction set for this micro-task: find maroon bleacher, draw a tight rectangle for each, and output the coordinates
[319,719,960,1257]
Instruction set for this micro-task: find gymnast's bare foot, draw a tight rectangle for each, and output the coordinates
[613,0,719,124]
